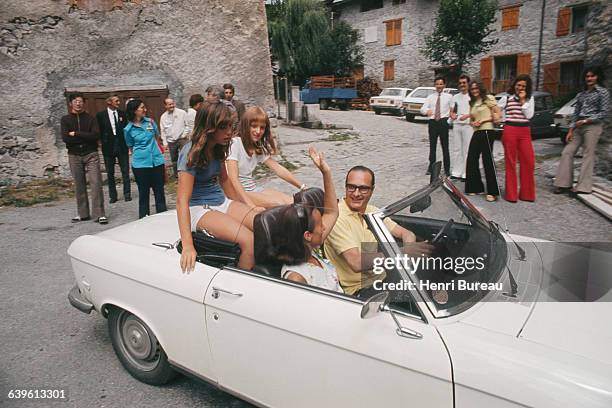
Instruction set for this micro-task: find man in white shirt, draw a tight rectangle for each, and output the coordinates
[182,94,204,141]
[449,75,473,180]
[420,77,454,175]
[160,97,187,177]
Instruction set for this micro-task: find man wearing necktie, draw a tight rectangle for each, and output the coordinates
[420,77,454,175]
[96,94,131,203]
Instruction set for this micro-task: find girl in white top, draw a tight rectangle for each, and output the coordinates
[280,147,342,293]
[226,106,305,208]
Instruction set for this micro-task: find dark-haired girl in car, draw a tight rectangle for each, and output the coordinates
[274,147,343,292]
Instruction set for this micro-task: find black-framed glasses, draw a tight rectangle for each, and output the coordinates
[346,184,372,194]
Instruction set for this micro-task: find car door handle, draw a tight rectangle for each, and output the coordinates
[211,286,244,298]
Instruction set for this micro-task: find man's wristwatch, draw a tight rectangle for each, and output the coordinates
[299,184,307,191]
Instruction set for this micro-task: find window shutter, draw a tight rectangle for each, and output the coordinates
[502,6,520,31]
[394,19,402,45]
[480,57,493,91]
[556,8,571,36]
[384,60,395,81]
[517,53,532,76]
[385,19,402,46]
[543,62,561,96]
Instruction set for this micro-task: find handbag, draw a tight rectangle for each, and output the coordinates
[177,231,242,268]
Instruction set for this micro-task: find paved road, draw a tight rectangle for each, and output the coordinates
[0,109,609,408]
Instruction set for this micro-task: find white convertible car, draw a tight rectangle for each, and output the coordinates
[68,170,612,408]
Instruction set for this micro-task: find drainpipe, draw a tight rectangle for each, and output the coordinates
[535,0,546,90]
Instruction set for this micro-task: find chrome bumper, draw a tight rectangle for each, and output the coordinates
[68,284,94,314]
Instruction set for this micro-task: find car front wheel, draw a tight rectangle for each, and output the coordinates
[108,307,177,385]
[374,108,381,115]
[405,113,414,122]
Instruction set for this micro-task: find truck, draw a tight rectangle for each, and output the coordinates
[300,75,357,110]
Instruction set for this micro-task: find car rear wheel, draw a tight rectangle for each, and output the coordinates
[108,307,177,385]
[319,99,329,110]
[405,113,414,122]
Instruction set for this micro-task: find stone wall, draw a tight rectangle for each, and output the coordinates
[464,0,588,89]
[336,0,601,90]
[0,0,275,183]
[335,0,438,87]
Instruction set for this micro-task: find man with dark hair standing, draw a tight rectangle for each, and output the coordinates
[182,93,204,140]
[223,83,246,121]
[61,93,107,224]
[421,77,454,175]
[96,94,131,203]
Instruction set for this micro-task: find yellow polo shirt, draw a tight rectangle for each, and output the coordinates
[324,199,398,295]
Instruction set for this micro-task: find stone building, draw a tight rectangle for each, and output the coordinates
[0,0,275,183]
[332,0,609,97]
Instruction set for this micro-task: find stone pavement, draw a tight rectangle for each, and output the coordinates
[262,109,611,242]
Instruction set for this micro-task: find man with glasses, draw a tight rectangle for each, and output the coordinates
[449,74,473,181]
[324,166,425,297]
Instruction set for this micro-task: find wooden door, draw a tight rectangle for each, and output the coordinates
[65,87,169,126]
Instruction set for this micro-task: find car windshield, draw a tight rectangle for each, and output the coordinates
[369,179,508,317]
[409,89,435,98]
[380,89,403,96]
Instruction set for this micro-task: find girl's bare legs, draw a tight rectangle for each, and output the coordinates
[247,189,293,208]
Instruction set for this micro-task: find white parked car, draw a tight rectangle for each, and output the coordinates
[402,87,458,122]
[68,168,612,408]
[369,87,413,115]
[553,97,578,144]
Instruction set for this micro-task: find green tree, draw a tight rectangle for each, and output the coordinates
[268,0,362,85]
[421,0,498,75]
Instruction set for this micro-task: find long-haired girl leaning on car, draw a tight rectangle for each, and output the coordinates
[176,102,260,272]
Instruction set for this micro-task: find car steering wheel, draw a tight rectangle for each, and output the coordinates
[431,219,454,244]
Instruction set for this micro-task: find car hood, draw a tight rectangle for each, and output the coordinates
[519,303,612,364]
[518,241,612,364]
[372,95,403,101]
[403,97,426,103]
[461,238,612,364]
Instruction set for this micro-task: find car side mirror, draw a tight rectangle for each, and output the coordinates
[410,196,432,213]
[360,292,390,319]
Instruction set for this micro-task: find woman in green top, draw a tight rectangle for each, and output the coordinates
[465,81,501,202]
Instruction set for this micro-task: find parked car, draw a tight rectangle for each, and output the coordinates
[552,97,577,144]
[369,87,413,115]
[495,91,557,139]
[67,169,612,408]
[402,87,458,121]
